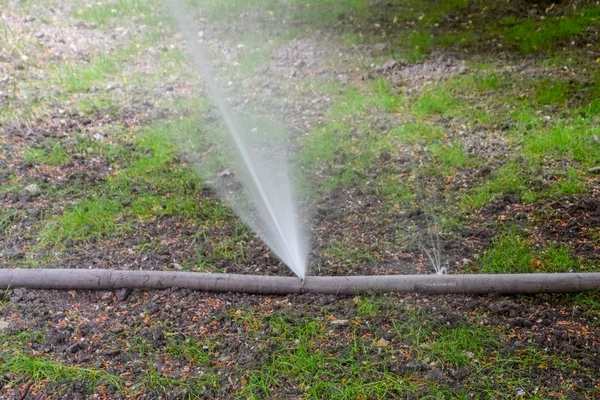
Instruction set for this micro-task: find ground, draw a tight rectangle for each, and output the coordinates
[0,0,599,398]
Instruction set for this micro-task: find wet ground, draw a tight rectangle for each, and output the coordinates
[1,0,599,398]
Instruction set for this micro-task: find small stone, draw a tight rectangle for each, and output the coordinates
[0,318,9,331]
[329,319,349,326]
[391,75,404,86]
[588,166,600,173]
[373,43,386,52]
[373,338,389,347]
[337,74,349,85]
[379,152,391,161]
[116,288,132,302]
[24,183,40,195]
[406,360,426,371]
[68,343,81,353]
[457,65,468,74]
[427,369,444,381]
[172,263,184,271]
[218,355,232,362]
[103,348,120,356]
[218,169,232,177]
[382,60,397,71]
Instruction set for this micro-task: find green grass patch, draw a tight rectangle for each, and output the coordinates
[142,363,219,396]
[376,174,415,204]
[41,197,122,244]
[290,0,370,27]
[430,142,469,168]
[242,314,412,399]
[319,240,377,270]
[370,79,403,111]
[428,324,498,368]
[76,0,159,27]
[22,141,70,165]
[51,53,123,93]
[552,179,587,197]
[0,209,25,235]
[393,0,468,26]
[39,119,208,246]
[480,230,585,273]
[300,84,396,191]
[533,78,573,106]
[414,89,460,116]
[523,122,600,166]
[462,161,535,210]
[404,29,434,62]
[392,306,498,368]
[474,74,503,92]
[185,0,267,20]
[392,121,444,144]
[437,29,476,49]
[0,352,123,392]
[500,7,600,54]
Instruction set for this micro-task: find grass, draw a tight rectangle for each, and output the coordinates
[51,53,122,93]
[2,0,600,398]
[437,29,476,49]
[376,174,415,204]
[22,141,70,166]
[534,78,573,106]
[76,0,160,27]
[185,0,268,20]
[142,364,219,396]
[41,197,122,244]
[430,142,469,168]
[500,6,600,54]
[299,83,397,191]
[35,117,250,266]
[318,240,378,271]
[0,209,25,235]
[414,88,461,116]
[39,119,205,246]
[241,314,411,399]
[0,330,219,396]
[461,161,535,210]
[524,122,600,166]
[479,230,586,274]
[392,121,444,144]
[0,352,123,392]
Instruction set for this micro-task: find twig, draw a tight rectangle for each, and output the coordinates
[19,381,33,400]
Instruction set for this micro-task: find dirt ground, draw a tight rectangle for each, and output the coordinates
[1,0,600,398]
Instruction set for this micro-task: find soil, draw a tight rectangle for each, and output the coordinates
[2,288,600,399]
[1,0,600,398]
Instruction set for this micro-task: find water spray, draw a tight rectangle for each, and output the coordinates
[167,0,308,278]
